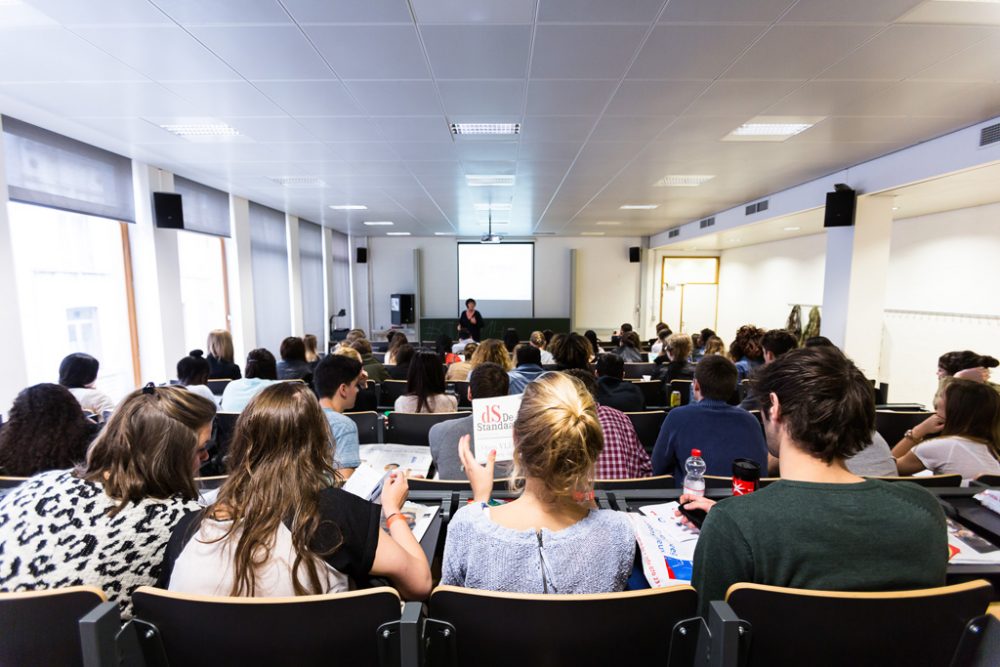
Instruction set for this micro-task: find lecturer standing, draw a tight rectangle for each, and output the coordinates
[459,298,485,341]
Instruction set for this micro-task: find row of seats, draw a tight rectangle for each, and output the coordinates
[6,579,996,666]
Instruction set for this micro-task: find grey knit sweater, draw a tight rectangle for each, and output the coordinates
[441,503,635,594]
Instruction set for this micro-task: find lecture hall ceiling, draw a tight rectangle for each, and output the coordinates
[0,0,998,239]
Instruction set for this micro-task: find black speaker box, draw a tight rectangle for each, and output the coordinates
[152,192,184,229]
[629,246,641,263]
[356,247,368,263]
[824,189,857,228]
[391,293,415,325]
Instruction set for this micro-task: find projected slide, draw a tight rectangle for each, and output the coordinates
[457,243,534,318]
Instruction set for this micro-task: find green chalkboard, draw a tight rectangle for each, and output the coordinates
[419,318,572,343]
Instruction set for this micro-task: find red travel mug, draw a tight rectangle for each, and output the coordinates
[732,458,761,495]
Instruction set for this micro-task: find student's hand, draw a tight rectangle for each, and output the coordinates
[674,495,716,528]
[955,367,990,383]
[380,471,409,516]
[913,414,945,441]
[458,434,495,504]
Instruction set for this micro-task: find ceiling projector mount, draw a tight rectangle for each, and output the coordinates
[480,207,503,244]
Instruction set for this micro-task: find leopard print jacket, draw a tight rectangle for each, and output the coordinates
[0,469,201,617]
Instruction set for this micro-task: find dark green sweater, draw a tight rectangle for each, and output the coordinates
[691,479,948,615]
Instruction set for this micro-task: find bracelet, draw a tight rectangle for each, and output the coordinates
[385,512,406,528]
[904,429,922,444]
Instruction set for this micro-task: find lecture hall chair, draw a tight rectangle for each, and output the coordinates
[0,585,106,667]
[385,411,467,446]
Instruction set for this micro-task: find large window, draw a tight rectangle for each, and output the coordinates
[177,231,229,353]
[7,202,136,402]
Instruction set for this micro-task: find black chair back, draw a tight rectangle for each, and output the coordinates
[875,410,934,447]
[354,383,379,412]
[0,586,105,667]
[595,475,674,490]
[426,585,697,667]
[624,411,668,456]
[668,379,694,406]
[629,379,667,408]
[386,412,467,446]
[409,478,519,492]
[378,380,408,410]
[866,474,963,487]
[451,381,472,408]
[727,580,992,667]
[206,378,231,396]
[623,362,657,379]
[132,586,401,667]
[345,411,383,444]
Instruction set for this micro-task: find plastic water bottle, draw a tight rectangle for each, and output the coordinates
[683,448,706,497]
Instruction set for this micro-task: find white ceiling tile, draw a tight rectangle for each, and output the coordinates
[162,81,286,115]
[26,0,173,25]
[215,116,318,142]
[283,0,412,23]
[344,81,443,115]
[252,80,362,115]
[911,35,1000,82]
[605,80,710,116]
[628,25,766,80]
[517,142,583,160]
[590,115,673,142]
[295,116,384,141]
[72,26,237,81]
[155,0,291,24]
[518,116,596,142]
[421,26,531,79]
[724,25,881,80]
[761,80,892,116]
[186,26,331,79]
[304,25,429,79]
[390,142,458,160]
[374,117,453,142]
[538,0,666,23]
[454,141,519,161]
[684,79,803,117]
[0,28,146,82]
[838,81,986,117]
[525,80,617,115]
[0,81,195,117]
[655,116,751,143]
[438,80,524,115]
[531,25,647,79]
[70,116,186,144]
[326,142,400,161]
[781,0,923,24]
[412,0,535,24]
[659,0,792,23]
[819,25,997,81]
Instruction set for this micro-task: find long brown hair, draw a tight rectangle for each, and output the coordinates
[210,382,340,596]
[470,338,512,371]
[941,379,1000,457]
[79,385,216,515]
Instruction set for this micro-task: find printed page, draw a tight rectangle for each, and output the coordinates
[358,444,433,478]
[472,393,523,463]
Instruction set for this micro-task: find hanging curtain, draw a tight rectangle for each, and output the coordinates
[786,305,802,343]
[803,306,821,342]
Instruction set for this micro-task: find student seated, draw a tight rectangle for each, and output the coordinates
[160,383,431,600]
[220,348,279,412]
[651,355,766,482]
[352,338,388,384]
[176,349,217,404]
[738,329,798,410]
[552,332,592,372]
[679,347,948,615]
[314,355,365,478]
[277,336,313,382]
[386,343,414,380]
[394,351,459,414]
[206,329,242,380]
[729,325,765,382]
[654,333,695,384]
[0,383,99,476]
[303,333,321,367]
[507,343,547,395]
[442,373,635,594]
[892,378,1000,482]
[58,352,116,419]
[445,342,478,382]
[529,330,555,365]
[0,385,215,616]
[566,370,652,480]
[595,353,645,413]
[615,331,644,363]
[429,363,511,480]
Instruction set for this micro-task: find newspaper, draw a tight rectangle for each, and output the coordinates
[472,393,523,463]
[946,517,1000,564]
[627,502,700,587]
[358,444,433,477]
[974,489,1000,516]
[380,502,440,542]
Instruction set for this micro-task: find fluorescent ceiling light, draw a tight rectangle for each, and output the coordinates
[620,204,658,210]
[268,176,326,187]
[451,123,520,135]
[386,231,411,236]
[654,174,716,187]
[466,175,515,187]
[595,221,622,226]
[363,221,394,226]
[475,203,512,211]
[723,116,824,142]
[581,231,605,236]
[783,226,801,231]
[434,232,456,236]
[329,204,367,210]
[159,122,240,137]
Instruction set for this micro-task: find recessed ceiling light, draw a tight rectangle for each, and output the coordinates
[595,221,622,226]
[475,203,512,211]
[386,231,411,236]
[268,176,327,187]
[466,175,515,187]
[783,226,801,231]
[363,221,394,226]
[620,204,658,210]
[451,123,520,136]
[723,116,823,142]
[434,232,456,236]
[329,204,367,210]
[159,122,240,138]
[654,174,716,187]
[581,231,605,236]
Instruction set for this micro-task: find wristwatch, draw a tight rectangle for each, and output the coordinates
[904,428,921,443]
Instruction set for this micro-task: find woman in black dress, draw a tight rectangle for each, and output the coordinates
[459,298,485,341]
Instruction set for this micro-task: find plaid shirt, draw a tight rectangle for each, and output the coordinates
[595,405,653,480]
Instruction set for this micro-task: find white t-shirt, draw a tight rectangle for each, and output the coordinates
[185,384,220,405]
[394,393,458,414]
[913,435,1000,483]
[68,387,116,419]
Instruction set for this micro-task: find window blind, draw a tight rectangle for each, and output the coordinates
[174,176,230,237]
[248,202,290,356]
[298,220,325,340]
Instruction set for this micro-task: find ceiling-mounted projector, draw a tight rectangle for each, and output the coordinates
[480,234,502,244]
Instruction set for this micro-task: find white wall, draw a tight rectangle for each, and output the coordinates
[716,234,827,344]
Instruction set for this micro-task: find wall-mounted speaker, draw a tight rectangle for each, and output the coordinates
[152,192,184,229]
[824,188,857,228]
[356,247,368,263]
[628,246,641,263]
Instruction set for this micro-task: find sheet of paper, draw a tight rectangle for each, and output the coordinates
[946,517,1000,564]
[639,501,701,551]
[628,511,696,588]
[381,502,440,542]
[472,393,522,463]
[342,463,386,501]
[358,444,433,478]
